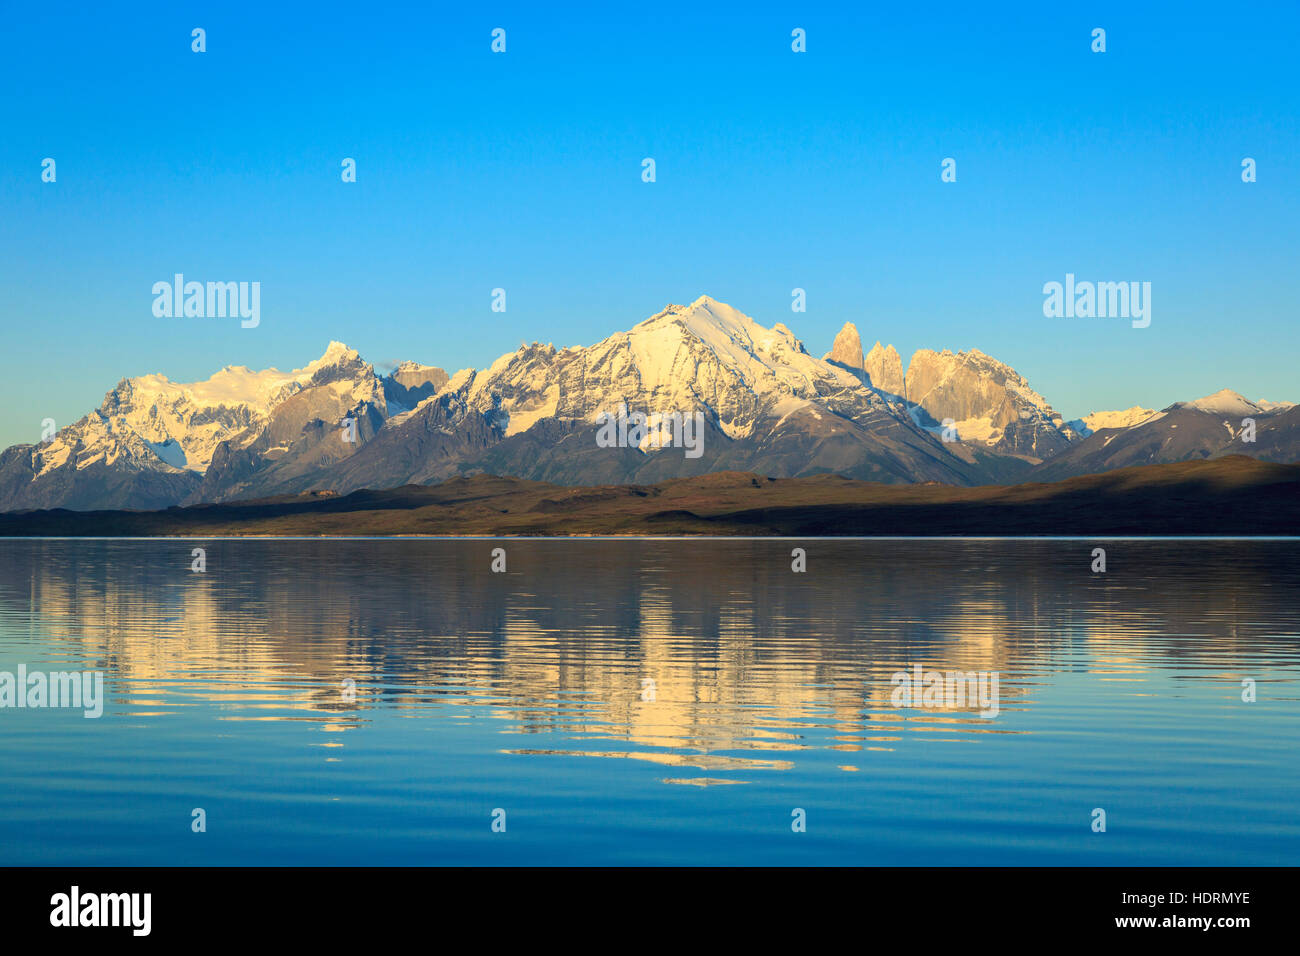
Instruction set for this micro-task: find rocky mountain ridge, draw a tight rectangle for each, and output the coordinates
[2,298,1293,511]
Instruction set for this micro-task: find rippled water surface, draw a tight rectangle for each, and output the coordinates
[0,539,1297,865]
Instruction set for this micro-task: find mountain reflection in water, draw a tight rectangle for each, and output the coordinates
[0,539,1296,865]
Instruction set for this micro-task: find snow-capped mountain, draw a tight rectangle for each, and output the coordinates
[1175,388,1292,417]
[454,297,894,440]
[325,296,987,491]
[1068,392,1294,438]
[1,297,1294,512]
[191,344,392,502]
[0,342,393,510]
[1037,389,1300,481]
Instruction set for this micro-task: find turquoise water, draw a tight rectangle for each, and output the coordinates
[0,539,1296,865]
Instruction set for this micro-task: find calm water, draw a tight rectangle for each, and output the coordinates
[0,539,1297,866]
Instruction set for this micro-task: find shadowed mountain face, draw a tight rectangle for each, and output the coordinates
[382,361,449,413]
[191,350,389,502]
[1,297,1295,513]
[1,456,1294,537]
[328,397,988,491]
[0,445,201,512]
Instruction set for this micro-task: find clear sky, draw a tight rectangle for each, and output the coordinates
[2,1,1297,450]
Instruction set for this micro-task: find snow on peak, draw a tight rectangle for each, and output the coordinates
[1068,406,1158,436]
[451,296,878,441]
[634,296,848,391]
[689,294,725,310]
[38,343,382,478]
[1178,389,1262,416]
[668,295,758,338]
[306,341,361,369]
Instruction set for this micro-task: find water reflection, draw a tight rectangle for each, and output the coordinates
[1,539,1297,864]
[3,540,1296,755]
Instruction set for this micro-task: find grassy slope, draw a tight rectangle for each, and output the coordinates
[0,456,1294,536]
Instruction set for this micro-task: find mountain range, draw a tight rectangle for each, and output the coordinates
[2,295,1295,512]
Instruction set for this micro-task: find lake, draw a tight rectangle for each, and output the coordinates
[0,538,1296,865]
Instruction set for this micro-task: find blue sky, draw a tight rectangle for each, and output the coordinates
[2,1,1297,449]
